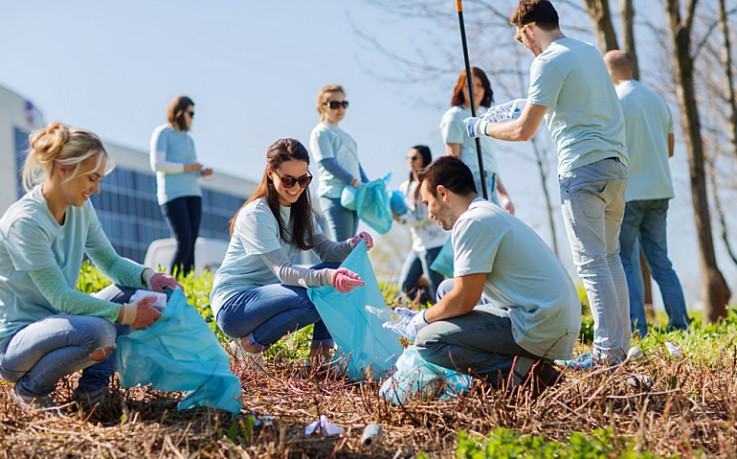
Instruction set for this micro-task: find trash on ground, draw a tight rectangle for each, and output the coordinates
[305,415,344,436]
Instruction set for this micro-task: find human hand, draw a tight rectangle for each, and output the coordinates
[382,309,428,340]
[349,231,374,250]
[501,195,515,215]
[119,296,162,330]
[185,162,204,173]
[200,167,214,177]
[350,178,362,189]
[331,267,365,293]
[464,116,489,138]
[148,272,182,292]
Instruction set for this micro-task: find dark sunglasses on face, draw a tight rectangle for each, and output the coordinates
[186,111,195,117]
[324,100,350,110]
[275,172,313,189]
[407,155,420,161]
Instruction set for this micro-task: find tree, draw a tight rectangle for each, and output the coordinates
[665,0,731,321]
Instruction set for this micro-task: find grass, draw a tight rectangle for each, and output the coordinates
[0,263,735,458]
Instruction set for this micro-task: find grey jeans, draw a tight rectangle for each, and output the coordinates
[414,279,540,387]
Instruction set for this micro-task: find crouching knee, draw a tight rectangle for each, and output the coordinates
[87,321,117,361]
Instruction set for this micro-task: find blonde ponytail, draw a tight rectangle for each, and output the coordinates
[22,122,112,191]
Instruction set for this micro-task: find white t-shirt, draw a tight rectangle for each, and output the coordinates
[310,122,361,199]
[452,198,581,359]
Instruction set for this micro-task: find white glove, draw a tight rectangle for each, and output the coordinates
[464,116,490,138]
[382,309,428,340]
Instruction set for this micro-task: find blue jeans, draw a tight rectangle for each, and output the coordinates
[215,263,337,351]
[161,195,202,276]
[399,246,444,304]
[414,279,540,386]
[559,158,630,363]
[474,171,500,204]
[619,199,689,337]
[0,285,134,397]
[320,196,358,242]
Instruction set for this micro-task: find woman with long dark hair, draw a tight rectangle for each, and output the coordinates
[440,68,514,213]
[395,145,448,304]
[210,138,372,366]
[150,95,213,276]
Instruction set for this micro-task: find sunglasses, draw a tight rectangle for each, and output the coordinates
[514,21,536,43]
[324,100,350,110]
[186,111,195,117]
[407,155,421,161]
[274,172,313,189]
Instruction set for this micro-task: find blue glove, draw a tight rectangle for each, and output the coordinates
[464,116,489,138]
[382,309,428,340]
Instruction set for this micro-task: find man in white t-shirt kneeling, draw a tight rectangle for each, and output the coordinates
[389,156,581,393]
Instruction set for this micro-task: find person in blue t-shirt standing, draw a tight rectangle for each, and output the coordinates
[465,0,630,370]
[604,50,690,338]
[150,96,213,277]
[309,85,369,242]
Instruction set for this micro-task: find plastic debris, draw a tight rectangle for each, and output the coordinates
[626,374,653,389]
[305,415,344,436]
[665,342,683,357]
[626,347,644,361]
[360,424,383,446]
[129,289,167,310]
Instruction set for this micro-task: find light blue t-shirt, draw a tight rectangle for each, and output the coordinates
[210,198,324,317]
[0,186,117,349]
[616,80,675,201]
[452,198,581,359]
[310,122,361,199]
[150,125,202,205]
[528,37,627,174]
[440,105,500,200]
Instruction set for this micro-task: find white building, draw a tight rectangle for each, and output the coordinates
[0,83,257,264]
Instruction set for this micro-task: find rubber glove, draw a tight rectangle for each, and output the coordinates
[382,309,428,340]
[349,231,374,250]
[464,116,490,138]
[331,268,365,293]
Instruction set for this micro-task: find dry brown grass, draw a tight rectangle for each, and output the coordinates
[1,340,736,459]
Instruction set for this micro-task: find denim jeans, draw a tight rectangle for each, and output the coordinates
[0,284,133,397]
[560,157,630,362]
[319,196,358,242]
[414,279,540,386]
[399,246,444,304]
[619,199,690,337]
[215,263,337,351]
[161,195,202,276]
[474,171,500,205]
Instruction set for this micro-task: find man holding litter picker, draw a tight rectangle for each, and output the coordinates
[464,0,629,370]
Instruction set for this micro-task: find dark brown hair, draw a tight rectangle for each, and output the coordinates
[510,0,559,30]
[450,67,494,108]
[418,156,477,197]
[229,138,315,251]
[167,96,195,131]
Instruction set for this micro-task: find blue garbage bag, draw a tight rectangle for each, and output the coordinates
[389,189,408,216]
[379,345,472,405]
[116,289,243,416]
[356,173,393,234]
[429,237,454,279]
[307,241,403,381]
[340,185,358,211]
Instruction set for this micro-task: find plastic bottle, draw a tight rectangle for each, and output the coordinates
[364,305,404,324]
[482,98,527,123]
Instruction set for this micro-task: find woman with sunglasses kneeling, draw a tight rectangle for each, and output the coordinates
[0,123,180,412]
[210,138,372,368]
[310,84,369,242]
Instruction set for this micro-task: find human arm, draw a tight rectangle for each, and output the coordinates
[495,177,515,214]
[320,158,360,187]
[149,127,203,174]
[476,104,548,142]
[423,273,486,322]
[259,248,364,292]
[27,267,160,329]
[444,143,462,158]
[668,133,674,158]
[311,233,353,262]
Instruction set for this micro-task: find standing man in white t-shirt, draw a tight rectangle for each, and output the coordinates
[464,0,629,370]
[385,156,580,392]
[604,50,690,339]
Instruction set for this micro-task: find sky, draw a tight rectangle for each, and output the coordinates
[1,0,735,309]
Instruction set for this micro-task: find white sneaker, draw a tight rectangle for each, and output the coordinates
[229,339,264,368]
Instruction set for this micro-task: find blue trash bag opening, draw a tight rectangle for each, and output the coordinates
[308,240,403,381]
[116,289,243,416]
[389,189,408,216]
[356,172,393,234]
[429,237,454,279]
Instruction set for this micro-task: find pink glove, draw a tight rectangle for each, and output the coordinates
[349,231,374,250]
[331,268,365,293]
[148,272,182,292]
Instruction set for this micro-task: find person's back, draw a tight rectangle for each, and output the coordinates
[617,80,674,201]
[530,37,627,173]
